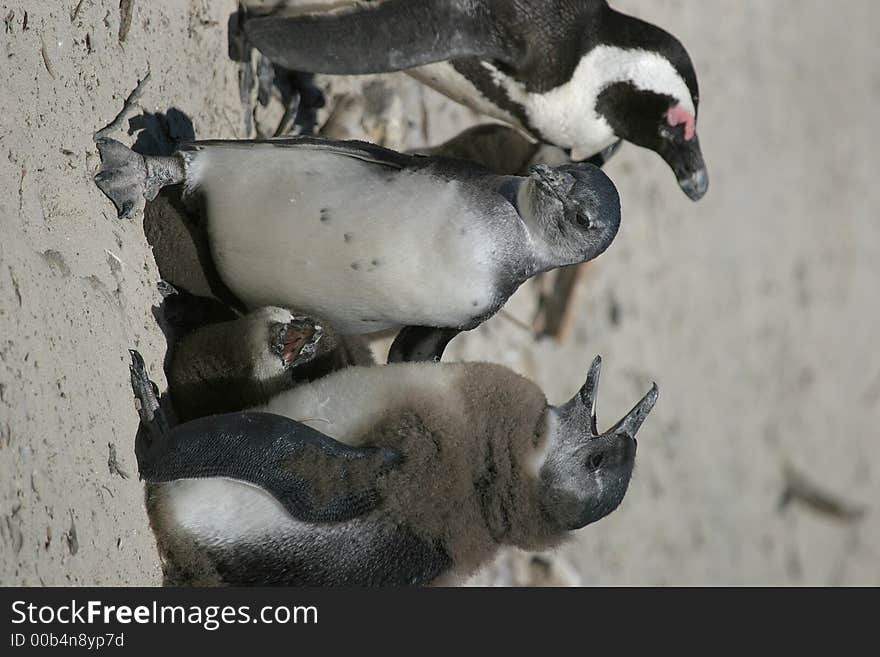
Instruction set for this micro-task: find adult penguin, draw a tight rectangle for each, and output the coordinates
[240,0,709,199]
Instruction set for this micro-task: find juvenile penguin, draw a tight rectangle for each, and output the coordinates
[94,136,621,349]
[166,303,373,421]
[240,0,708,199]
[131,349,658,586]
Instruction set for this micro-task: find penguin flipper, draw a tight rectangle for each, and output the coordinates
[242,1,510,74]
[158,286,240,338]
[185,136,413,170]
[583,139,623,169]
[388,326,461,363]
[139,412,402,524]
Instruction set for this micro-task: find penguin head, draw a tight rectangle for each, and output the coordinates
[538,356,658,531]
[523,163,621,267]
[590,14,708,200]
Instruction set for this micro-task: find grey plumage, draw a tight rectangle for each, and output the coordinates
[94,136,621,342]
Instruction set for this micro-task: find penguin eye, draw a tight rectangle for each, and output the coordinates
[587,453,605,470]
[658,124,676,141]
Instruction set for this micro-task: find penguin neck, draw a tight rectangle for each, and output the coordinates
[496,176,523,211]
[490,407,566,552]
[452,368,565,556]
[473,8,694,158]
[523,45,694,159]
[490,176,543,279]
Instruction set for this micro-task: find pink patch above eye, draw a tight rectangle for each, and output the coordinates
[666,105,696,141]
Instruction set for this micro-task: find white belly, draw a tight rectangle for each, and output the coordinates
[408,62,522,128]
[253,362,465,445]
[477,61,617,158]
[156,478,302,547]
[190,145,500,334]
[410,59,619,159]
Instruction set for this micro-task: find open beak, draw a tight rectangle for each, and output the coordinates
[609,383,659,440]
[560,355,659,441]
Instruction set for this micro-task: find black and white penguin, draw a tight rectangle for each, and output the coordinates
[130,343,658,586]
[94,136,621,353]
[240,0,708,199]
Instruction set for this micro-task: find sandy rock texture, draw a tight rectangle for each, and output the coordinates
[0,0,244,585]
[1,0,878,585]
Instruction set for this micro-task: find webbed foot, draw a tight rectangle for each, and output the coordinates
[94,137,184,219]
[129,349,171,453]
[94,138,150,219]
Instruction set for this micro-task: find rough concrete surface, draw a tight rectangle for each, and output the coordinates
[1,1,878,586]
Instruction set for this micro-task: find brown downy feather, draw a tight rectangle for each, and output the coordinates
[365,363,564,580]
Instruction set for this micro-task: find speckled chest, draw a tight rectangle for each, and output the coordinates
[194,146,531,333]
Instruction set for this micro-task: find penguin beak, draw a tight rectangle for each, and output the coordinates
[679,166,709,201]
[609,383,659,441]
[556,355,659,444]
[557,355,602,432]
[579,355,601,436]
[661,134,709,201]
